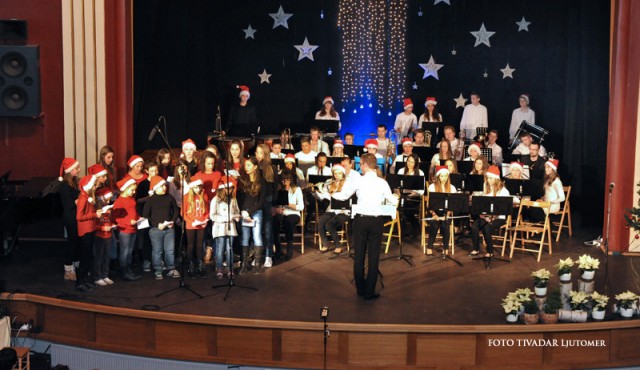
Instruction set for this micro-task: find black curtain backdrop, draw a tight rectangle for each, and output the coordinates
[133,0,609,227]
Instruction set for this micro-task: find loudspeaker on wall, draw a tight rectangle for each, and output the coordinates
[0,45,40,117]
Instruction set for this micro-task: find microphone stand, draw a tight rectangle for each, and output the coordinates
[321,306,329,370]
[155,122,203,300]
[380,178,413,267]
[212,131,257,301]
[602,185,613,295]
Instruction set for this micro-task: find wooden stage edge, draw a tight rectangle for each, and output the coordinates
[3,293,640,369]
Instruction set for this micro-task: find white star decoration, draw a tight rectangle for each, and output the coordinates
[269,5,293,29]
[500,64,516,79]
[294,37,319,61]
[243,25,257,39]
[454,93,468,108]
[434,0,451,5]
[327,68,332,76]
[419,55,444,80]
[483,70,488,78]
[451,48,457,55]
[258,69,272,84]
[470,23,495,47]
[516,17,531,32]
[412,82,418,90]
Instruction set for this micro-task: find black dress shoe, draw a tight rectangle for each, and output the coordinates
[364,293,380,301]
[75,283,93,292]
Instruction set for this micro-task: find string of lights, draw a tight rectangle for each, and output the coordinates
[338,0,408,111]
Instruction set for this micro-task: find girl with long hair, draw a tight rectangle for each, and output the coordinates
[470,166,510,257]
[183,175,209,278]
[58,158,81,281]
[426,166,457,255]
[315,165,349,254]
[255,144,276,267]
[98,146,118,192]
[210,178,241,279]
[238,157,267,273]
[273,171,304,261]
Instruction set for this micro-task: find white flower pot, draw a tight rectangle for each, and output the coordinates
[592,309,605,320]
[581,270,595,280]
[506,313,518,323]
[620,307,634,318]
[559,273,571,282]
[535,286,548,296]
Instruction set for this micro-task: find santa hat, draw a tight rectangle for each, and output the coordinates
[58,158,80,181]
[182,139,196,151]
[435,165,450,178]
[80,175,97,193]
[467,142,482,156]
[424,97,437,106]
[510,161,524,172]
[284,153,296,163]
[117,176,136,193]
[149,175,166,194]
[96,187,113,202]
[323,96,334,105]
[88,164,107,178]
[237,85,250,98]
[127,155,143,169]
[364,139,378,149]
[519,94,530,105]
[218,176,235,190]
[331,164,346,175]
[188,174,203,188]
[486,165,500,179]
[402,138,413,147]
[546,159,559,172]
[403,98,413,110]
[333,139,344,148]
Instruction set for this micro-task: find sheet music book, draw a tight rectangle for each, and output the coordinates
[136,217,150,230]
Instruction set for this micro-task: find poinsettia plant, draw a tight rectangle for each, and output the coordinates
[531,268,552,288]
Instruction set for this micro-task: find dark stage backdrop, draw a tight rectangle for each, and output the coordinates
[133,0,609,226]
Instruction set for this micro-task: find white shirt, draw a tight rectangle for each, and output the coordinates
[310,140,330,155]
[544,178,565,214]
[281,187,304,217]
[390,154,411,174]
[314,111,342,131]
[428,183,458,193]
[338,170,398,216]
[306,165,332,179]
[487,142,503,166]
[394,112,418,143]
[270,152,285,159]
[376,138,390,158]
[509,108,535,141]
[295,150,318,175]
[460,103,488,139]
[512,143,547,157]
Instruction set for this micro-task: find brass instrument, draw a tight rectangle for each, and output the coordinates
[425,130,432,147]
[386,129,398,174]
[281,128,293,150]
[455,130,466,160]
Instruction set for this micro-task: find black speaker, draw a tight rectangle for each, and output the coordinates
[0,45,40,117]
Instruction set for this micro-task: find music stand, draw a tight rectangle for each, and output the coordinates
[412,147,439,163]
[421,122,443,142]
[327,157,344,166]
[456,160,473,175]
[281,149,295,156]
[449,173,464,190]
[480,148,493,164]
[465,174,485,193]
[343,144,365,159]
[382,175,425,267]
[422,192,467,266]
[313,119,340,134]
[470,196,513,269]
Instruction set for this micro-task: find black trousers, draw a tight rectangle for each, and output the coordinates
[318,212,349,244]
[427,219,451,250]
[63,216,81,265]
[273,214,300,255]
[471,217,506,254]
[77,232,95,286]
[353,215,384,298]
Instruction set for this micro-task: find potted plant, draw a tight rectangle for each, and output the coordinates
[540,289,562,324]
[615,290,639,318]
[556,257,574,282]
[590,291,609,320]
[501,288,533,323]
[531,268,552,296]
[569,290,591,311]
[577,254,600,280]
[522,300,539,324]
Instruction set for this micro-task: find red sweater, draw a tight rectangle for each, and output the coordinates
[183,195,209,230]
[196,171,222,202]
[95,212,113,239]
[112,196,138,234]
[76,193,98,237]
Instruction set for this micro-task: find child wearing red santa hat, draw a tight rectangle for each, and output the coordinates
[184,174,209,278]
[76,174,104,292]
[112,176,142,281]
[58,157,81,281]
[93,187,115,286]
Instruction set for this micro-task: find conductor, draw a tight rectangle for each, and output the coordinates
[338,153,398,300]
[223,85,258,137]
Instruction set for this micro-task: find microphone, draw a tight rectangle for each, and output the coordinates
[257,126,261,134]
[321,306,329,318]
[148,125,158,141]
[609,182,615,191]
[215,106,221,131]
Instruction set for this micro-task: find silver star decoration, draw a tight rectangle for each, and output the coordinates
[419,55,444,80]
[434,0,451,4]
[327,68,332,76]
[243,25,257,39]
[516,17,531,32]
[454,93,468,108]
[294,37,319,61]
[412,82,418,90]
[483,70,488,78]
[418,6,423,16]
[269,5,293,29]
[470,23,495,47]
[258,69,272,84]
[451,47,457,55]
[500,63,516,79]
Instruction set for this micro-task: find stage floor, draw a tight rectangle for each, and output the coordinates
[1,221,636,326]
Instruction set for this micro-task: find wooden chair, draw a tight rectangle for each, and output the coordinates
[509,199,553,262]
[287,209,305,254]
[11,347,30,370]
[383,204,402,254]
[491,214,513,257]
[550,186,572,242]
[420,195,455,255]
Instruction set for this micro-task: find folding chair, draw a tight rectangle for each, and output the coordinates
[550,186,572,242]
[509,199,553,262]
[420,195,455,255]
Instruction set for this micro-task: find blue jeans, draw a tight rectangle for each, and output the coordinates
[117,231,137,268]
[215,236,234,270]
[262,196,273,257]
[149,227,176,271]
[241,210,263,248]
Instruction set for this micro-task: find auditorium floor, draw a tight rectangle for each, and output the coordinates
[1,221,638,326]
